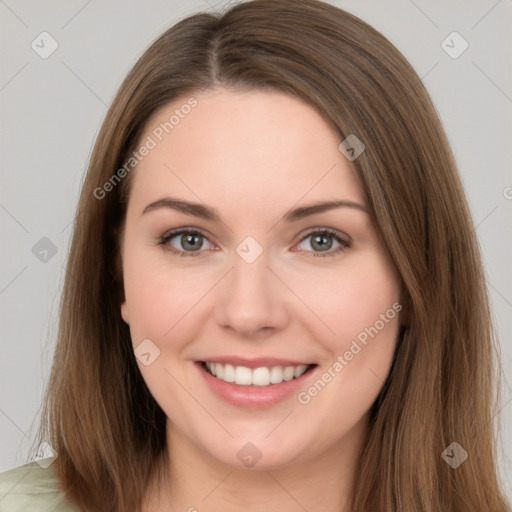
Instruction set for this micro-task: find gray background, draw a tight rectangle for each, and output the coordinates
[1,0,511,497]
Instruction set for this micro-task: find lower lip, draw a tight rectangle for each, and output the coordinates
[196,362,317,409]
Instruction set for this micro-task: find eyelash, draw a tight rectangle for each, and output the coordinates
[156,227,351,258]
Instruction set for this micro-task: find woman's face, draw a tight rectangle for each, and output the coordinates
[120,87,402,469]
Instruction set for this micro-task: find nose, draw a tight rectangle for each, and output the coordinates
[214,247,289,339]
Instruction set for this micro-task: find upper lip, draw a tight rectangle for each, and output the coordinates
[198,357,315,369]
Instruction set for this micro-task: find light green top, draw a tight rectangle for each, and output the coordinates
[0,458,79,512]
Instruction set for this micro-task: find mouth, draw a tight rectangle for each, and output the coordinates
[199,361,317,387]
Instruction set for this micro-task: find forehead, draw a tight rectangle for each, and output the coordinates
[128,88,364,216]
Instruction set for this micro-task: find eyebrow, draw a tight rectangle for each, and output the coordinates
[141,197,367,222]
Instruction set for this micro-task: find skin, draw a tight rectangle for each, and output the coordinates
[119,87,402,512]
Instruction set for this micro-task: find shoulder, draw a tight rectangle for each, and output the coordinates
[0,459,79,512]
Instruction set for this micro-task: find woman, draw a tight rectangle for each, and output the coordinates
[1,0,509,511]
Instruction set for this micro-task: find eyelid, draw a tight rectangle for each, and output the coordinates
[299,226,352,244]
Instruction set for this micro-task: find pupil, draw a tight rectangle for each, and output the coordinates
[312,234,332,251]
[183,233,201,251]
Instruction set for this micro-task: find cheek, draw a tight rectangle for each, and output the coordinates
[122,240,181,339]
[124,262,205,344]
[122,240,229,360]
[290,250,401,352]
[293,257,400,433]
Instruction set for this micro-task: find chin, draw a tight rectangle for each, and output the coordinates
[198,433,311,471]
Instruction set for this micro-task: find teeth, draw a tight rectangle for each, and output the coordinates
[204,362,310,386]
[223,364,235,382]
[252,367,269,386]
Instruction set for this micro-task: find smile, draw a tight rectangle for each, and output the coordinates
[202,361,314,386]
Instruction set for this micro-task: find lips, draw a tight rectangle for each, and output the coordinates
[199,356,315,369]
[196,359,319,409]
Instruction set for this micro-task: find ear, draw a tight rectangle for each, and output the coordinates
[119,256,129,325]
[112,223,130,325]
[121,299,130,325]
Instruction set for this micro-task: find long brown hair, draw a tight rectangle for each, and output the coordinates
[30,1,510,510]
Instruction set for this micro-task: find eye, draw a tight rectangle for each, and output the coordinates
[157,229,215,257]
[157,227,351,258]
[293,228,351,257]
